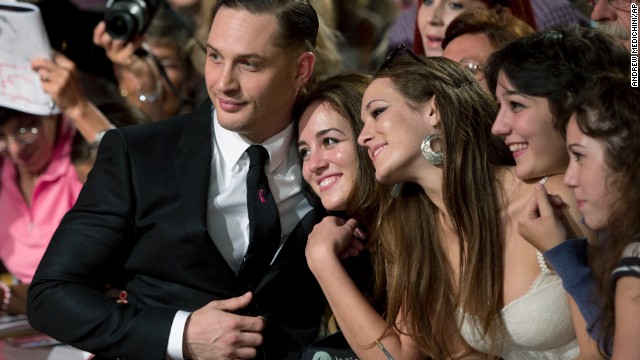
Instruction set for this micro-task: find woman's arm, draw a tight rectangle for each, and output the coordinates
[31,52,114,145]
[93,21,164,120]
[611,276,640,359]
[306,216,426,360]
[518,181,602,358]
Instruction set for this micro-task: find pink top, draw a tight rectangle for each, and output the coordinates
[0,116,83,283]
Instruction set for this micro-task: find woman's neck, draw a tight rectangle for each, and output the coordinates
[418,168,447,216]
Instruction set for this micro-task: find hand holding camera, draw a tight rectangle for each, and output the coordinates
[104,0,161,41]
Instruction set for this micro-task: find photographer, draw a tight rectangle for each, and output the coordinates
[95,3,204,121]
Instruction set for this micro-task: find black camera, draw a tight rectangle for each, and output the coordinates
[104,0,161,41]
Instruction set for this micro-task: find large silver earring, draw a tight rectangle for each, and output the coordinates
[421,132,444,165]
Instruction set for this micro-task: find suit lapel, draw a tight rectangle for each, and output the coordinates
[254,206,326,293]
[172,100,246,286]
[174,99,214,226]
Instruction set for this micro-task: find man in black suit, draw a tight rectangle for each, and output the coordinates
[27,1,326,359]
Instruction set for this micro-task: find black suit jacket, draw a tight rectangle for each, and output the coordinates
[27,99,327,359]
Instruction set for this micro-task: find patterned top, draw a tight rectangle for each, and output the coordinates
[531,0,590,30]
[612,239,640,281]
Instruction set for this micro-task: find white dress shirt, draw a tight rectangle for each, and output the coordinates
[166,108,312,359]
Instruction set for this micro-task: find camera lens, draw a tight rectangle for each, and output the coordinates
[104,11,138,40]
[104,0,161,41]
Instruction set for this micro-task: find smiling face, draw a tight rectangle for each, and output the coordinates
[358,77,435,185]
[298,101,358,211]
[564,115,617,231]
[205,8,312,143]
[491,71,568,181]
[417,0,488,57]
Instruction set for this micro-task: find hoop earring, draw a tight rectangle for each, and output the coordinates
[421,132,444,166]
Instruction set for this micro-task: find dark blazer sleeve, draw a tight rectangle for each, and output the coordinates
[27,127,177,359]
[27,99,327,360]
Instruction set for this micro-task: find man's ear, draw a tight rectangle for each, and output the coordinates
[294,51,315,88]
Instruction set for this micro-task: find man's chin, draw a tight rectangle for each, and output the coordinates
[597,21,631,48]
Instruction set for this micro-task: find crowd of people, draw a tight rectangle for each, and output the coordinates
[0,0,636,359]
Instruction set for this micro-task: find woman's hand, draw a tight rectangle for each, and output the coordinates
[305,217,366,270]
[31,51,86,117]
[93,21,145,70]
[518,183,577,253]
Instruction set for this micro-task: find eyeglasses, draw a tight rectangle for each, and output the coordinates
[459,58,484,78]
[586,0,630,11]
[0,122,41,152]
[379,44,426,71]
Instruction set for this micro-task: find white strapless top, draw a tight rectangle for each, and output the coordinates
[458,252,579,359]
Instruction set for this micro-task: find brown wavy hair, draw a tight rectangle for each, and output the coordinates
[572,74,640,355]
[372,55,512,358]
[294,73,393,309]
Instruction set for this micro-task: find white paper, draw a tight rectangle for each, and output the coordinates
[0,1,59,115]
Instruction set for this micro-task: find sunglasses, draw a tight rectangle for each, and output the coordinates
[379,44,426,71]
[378,44,475,89]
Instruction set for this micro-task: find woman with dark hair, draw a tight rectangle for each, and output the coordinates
[485,25,629,139]
[519,74,640,358]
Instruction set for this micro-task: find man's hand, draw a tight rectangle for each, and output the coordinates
[184,292,265,360]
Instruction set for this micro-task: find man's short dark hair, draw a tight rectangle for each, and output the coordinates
[210,0,318,52]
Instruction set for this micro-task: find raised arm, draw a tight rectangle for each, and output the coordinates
[518,182,602,358]
[305,216,426,360]
[31,51,115,145]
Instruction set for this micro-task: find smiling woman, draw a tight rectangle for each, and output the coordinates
[296,73,389,220]
[295,73,393,352]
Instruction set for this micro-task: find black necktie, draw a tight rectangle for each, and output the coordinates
[238,145,281,290]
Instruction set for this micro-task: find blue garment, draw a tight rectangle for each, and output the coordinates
[543,238,610,355]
